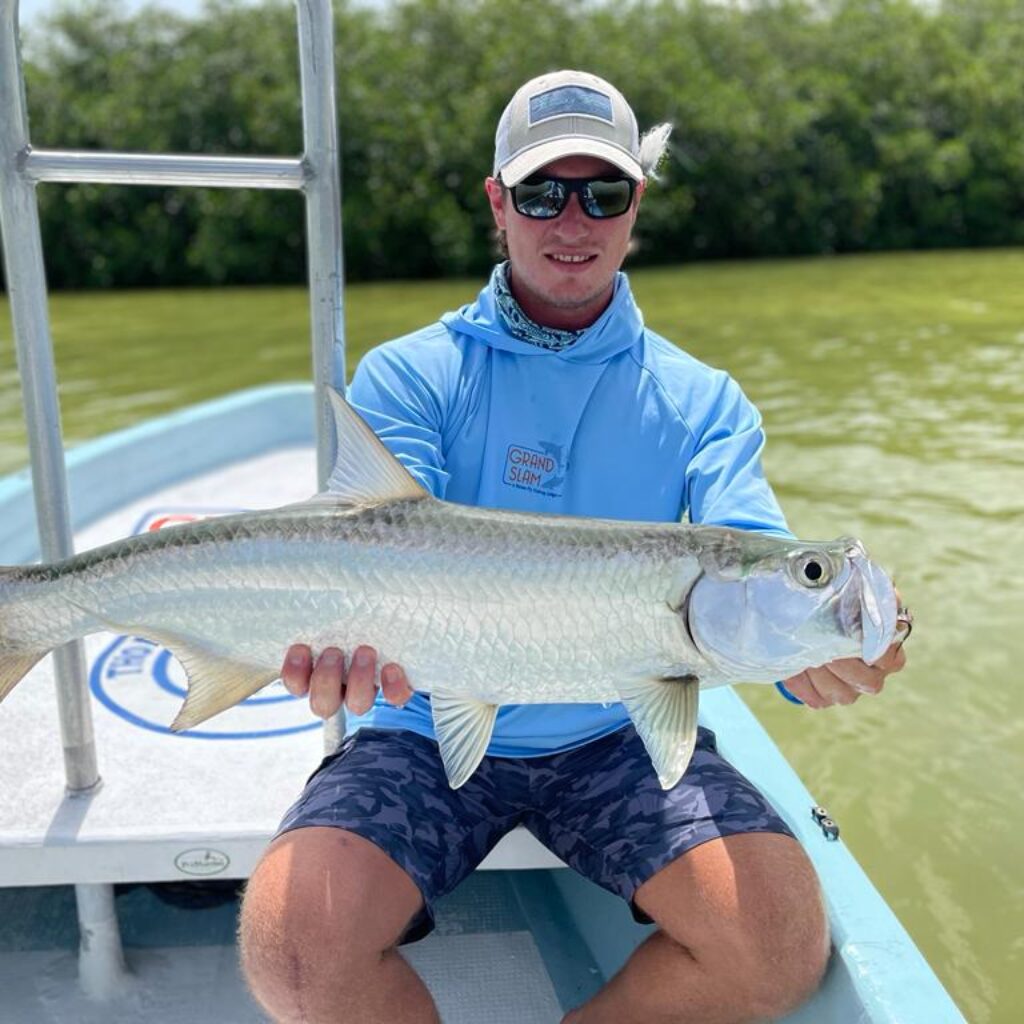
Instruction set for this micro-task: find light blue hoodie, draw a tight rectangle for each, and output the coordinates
[345,267,790,756]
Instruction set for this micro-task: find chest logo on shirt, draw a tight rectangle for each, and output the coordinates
[503,442,567,497]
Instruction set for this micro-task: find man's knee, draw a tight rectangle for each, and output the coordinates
[729,899,830,1019]
[725,838,829,1015]
[637,833,830,1018]
[239,827,423,1017]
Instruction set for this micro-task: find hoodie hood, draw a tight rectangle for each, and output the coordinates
[442,265,645,365]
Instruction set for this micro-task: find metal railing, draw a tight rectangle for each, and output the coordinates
[0,0,347,996]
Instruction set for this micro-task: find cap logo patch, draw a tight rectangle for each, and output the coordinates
[529,85,613,126]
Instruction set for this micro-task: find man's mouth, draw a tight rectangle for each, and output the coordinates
[547,253,596,265]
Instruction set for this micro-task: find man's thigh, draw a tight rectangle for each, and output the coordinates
[244,825,426,955]
[635,830,829,963]
[525,725,796,921]
[272,726,522,941]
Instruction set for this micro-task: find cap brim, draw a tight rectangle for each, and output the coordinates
[499,138,643,186]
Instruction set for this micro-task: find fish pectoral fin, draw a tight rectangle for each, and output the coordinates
[617,675,700,790]
[430,693,499,790]
[128,627,277,731]
[319,388,431,505]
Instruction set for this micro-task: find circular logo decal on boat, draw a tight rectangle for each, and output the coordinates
[89,633,321,740]
[175,848,231,876]
[87,505,322,741]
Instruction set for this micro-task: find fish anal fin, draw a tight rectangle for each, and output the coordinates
[0,650,47,703]
[93,618,277,731]
[617,675,700,790]
[430,693,499,789]
[158,632,278,731]
[324,388,430,505]
[62,602,277,730]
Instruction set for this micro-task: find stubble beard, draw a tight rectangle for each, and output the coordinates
[513,265,615,322]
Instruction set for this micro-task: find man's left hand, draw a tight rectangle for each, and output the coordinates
[781,642,907,709]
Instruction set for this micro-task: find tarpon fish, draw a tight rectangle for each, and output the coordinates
[0,391,901,789]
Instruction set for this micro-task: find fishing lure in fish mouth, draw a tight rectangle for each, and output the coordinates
[0,389,905,791]
[894,606,914,647]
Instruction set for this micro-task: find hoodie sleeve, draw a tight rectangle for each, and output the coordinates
[685,374,792,537]
[347,330,453,499]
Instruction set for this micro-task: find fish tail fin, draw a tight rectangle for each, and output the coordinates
[0,567,49,703]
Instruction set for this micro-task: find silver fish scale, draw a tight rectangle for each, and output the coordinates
[4,498,705,706]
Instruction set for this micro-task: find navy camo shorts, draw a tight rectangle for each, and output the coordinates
[275,725,794,943]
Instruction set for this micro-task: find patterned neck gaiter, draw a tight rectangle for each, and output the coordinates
[493,261,583,352]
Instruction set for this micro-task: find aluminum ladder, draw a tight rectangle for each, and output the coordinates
[0,0,347,997]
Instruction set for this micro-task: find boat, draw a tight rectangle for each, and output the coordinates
[0,1,965,1020]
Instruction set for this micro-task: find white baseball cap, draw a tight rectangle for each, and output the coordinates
[493,70,644,186]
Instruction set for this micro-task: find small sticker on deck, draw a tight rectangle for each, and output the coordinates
[175,848,231,876]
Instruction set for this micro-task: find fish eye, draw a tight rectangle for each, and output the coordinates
[791,552,833,588]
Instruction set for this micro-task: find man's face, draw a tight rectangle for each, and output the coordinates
[485,155,644,330]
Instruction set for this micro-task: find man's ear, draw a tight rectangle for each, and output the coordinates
[628,178,646,227]
[484,176,508,231]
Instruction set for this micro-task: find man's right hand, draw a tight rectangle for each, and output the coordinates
[280,644,414,718]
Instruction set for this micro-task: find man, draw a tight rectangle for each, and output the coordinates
[239,70,906,1023]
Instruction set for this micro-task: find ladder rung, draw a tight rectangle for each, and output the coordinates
[21,147,308,190]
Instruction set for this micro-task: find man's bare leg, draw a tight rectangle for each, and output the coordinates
[239,826,440,1024]
[563,833,830,1024]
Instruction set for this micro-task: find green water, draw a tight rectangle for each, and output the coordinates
[1,250,1022,1021]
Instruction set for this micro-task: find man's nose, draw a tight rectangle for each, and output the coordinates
[554,193,589,237]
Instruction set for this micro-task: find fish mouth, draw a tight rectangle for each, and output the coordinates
[839,546,899,663]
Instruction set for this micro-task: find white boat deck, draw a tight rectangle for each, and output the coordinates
[0,871,581,1023]
[0,442,559,889]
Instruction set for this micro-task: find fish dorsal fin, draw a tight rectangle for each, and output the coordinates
[324,388,429,505]
[617,675,700,789]
[430,693,499,789]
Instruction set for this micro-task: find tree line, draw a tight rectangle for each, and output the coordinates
[9,0,1024,289]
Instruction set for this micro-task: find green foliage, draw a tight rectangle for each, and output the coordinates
[12,0,1024,288]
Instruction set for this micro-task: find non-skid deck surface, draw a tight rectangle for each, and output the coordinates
[0,444,561,888]
[0,872,572,1023]
[0,447,327,887]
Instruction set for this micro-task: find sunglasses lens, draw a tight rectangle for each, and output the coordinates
[584,178,634,218]
[512,178,567,219]
[509,176,634,219]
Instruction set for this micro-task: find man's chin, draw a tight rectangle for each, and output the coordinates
[542,280,613,312]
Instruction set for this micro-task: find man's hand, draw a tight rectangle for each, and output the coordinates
[280,644,414,718]
[782,642,906,709]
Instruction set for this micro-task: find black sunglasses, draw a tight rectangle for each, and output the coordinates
[507,174,637,220]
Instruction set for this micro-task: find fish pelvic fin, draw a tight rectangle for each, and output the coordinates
[430,693,499,789]
[322,388,431,505]
[618,675,700,790]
